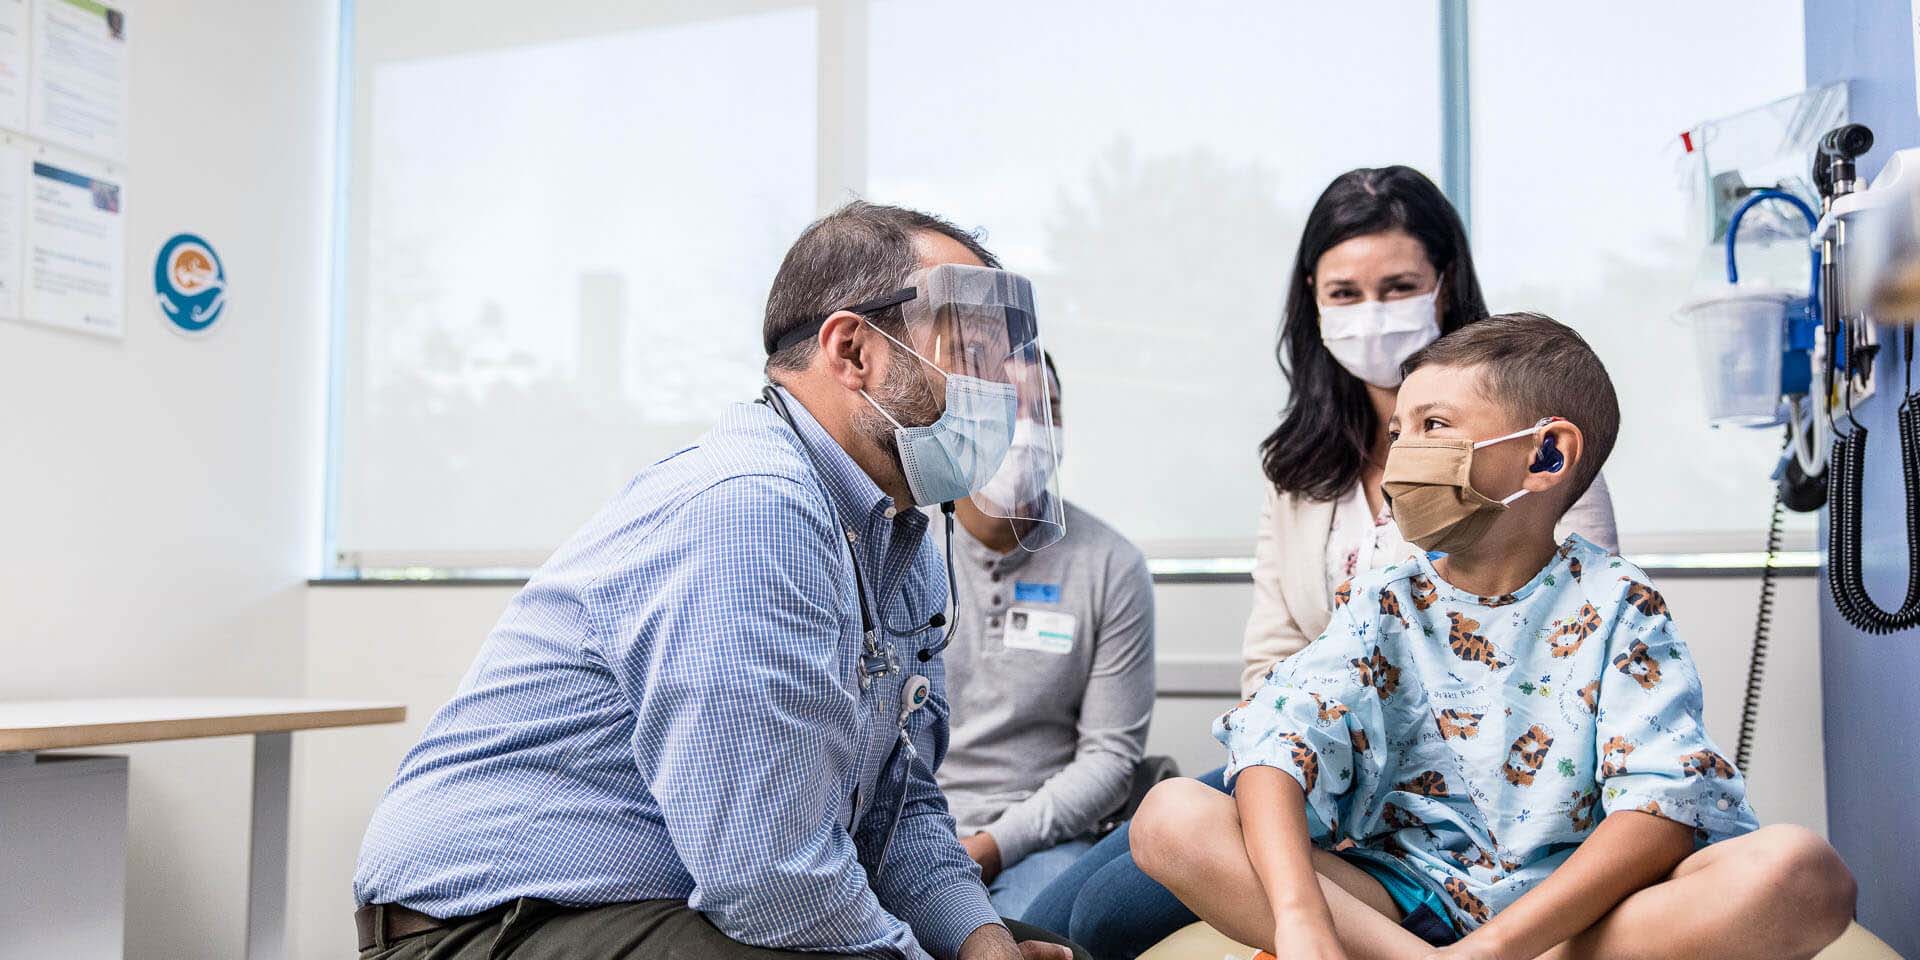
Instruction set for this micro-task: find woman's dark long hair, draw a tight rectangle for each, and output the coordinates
[1259,166,1488,501]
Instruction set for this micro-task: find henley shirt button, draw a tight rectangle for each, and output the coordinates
[991,595,1002,606]
[989,617,1001,628]
[990,573,1002,582]
[882,506,897,519]
[1716,798,1732,811]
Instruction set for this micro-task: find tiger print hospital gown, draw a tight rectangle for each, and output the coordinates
[1214,535,1757,930]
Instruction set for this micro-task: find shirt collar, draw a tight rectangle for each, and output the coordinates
[949,512,1034,574]
[771,386,908,536]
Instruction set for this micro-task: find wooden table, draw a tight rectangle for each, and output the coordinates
[0,698,406,960]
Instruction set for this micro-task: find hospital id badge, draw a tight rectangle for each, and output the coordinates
[1003,607,1075,655]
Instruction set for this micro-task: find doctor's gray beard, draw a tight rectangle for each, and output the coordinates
[854,352,944,466]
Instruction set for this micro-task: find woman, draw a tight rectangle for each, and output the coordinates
[1024,166,1617,959]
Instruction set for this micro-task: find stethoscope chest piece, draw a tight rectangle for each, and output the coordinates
[900,674,931,725]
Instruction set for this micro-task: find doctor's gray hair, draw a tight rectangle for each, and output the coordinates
[763,201,999,374]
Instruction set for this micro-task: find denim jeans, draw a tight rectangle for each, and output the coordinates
[1022,766,1228,960]
[988,837,1099,921]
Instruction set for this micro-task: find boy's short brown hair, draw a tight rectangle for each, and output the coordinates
[1401,312,1620,509]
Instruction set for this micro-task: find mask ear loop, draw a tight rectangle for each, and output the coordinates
[868,321,950,383]
[1476,417,1565,504]
[859,320,949,430]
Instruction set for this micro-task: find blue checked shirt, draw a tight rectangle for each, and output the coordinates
[353,388,1000,960]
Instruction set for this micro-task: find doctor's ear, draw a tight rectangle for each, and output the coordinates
[818,311,886,393]
[1519,420,1582,496]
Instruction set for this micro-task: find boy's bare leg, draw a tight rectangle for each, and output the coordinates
[1132,778,1435,960]
[1528,826,1854,960]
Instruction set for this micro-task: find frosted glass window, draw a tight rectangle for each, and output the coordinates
[1470,1,1808,549]
[867,0,1442,551]
[337,6,817,562]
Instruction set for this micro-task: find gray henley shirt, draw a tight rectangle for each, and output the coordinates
[931,499,1156,867]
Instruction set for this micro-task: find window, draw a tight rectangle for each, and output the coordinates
[335,4,817,566]
[328,1,1809,571]
[867,0,1442,552]
[1469,1,1809,550]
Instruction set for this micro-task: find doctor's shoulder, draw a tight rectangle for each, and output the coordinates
[607,414,838,547]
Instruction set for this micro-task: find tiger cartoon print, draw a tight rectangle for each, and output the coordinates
[1446,612,1508,670]
[1310,693,1350,723]
[1333,578,1353,609]
[1681,749,1737,780]
[1556,540,1584,581]
[1502,725,1555,786]
[1547,603,1601,657]
[1600,736,1635,778]
[1349,727,1371,754]
[1350,647,1402,699]
[1568,787,1599,831]
[1612,639,1664,690]
[1433,708,1484,740]
[1410,574,1439,610]
[1444,877,1493,924]
[1449,846,1498,874]
[1394,771,1451,797]
[1578,679,1600,714]
[1278,732,1320,793]
[1379,590,1411,628]
[1623,581,1669,618]
[1380,802,1423,832]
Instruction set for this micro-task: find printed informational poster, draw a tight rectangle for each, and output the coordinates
[0,140,29,319]
[24,151,121,336]
[29,0,125,160]
[0,0,28,132]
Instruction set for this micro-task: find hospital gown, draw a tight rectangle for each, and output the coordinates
[1214,534,1757,930]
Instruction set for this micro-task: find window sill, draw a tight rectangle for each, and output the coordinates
[309,550,1820,587]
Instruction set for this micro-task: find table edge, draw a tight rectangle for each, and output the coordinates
[0,706,408,751]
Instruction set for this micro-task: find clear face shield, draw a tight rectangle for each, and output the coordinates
[895,264,1064,551]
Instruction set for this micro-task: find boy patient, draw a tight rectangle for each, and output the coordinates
[1132,314,1855,960]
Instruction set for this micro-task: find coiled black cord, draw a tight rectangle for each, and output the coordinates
[1825,384,1920,635]
[1736,482,1784,773]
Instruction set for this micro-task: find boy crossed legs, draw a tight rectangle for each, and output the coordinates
[1134,314,1855,960]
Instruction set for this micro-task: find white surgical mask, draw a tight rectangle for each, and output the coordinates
[1318,290,1441,388]
[978,418,1062,513]
[861,329,1019,506]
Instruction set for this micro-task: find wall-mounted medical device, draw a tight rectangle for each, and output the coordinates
[1813,131,1920,636]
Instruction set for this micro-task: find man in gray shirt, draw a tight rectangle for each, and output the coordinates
[934,357,1156,920]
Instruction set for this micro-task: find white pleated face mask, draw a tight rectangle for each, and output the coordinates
[1317,290,1441,388]
[860,327,1019,507]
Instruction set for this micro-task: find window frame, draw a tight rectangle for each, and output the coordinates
[318,0,1801,581]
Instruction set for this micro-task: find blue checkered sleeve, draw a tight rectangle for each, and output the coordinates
[597,473,929,959]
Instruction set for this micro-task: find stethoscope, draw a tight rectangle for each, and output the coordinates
[759,385,962,874]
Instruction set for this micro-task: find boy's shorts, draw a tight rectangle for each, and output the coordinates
[1339,852,1459,947]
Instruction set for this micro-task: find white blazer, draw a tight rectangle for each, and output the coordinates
[1239,472,1618,698]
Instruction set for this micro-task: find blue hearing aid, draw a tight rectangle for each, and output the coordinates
[1530,433,1565,474]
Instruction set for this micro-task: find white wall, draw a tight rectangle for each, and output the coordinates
[0,1,336,957]
[298,572,1822,958]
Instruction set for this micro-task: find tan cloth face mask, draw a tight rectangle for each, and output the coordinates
[1383,420,1555,553]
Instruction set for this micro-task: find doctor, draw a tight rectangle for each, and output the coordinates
[351,201,1079,960]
